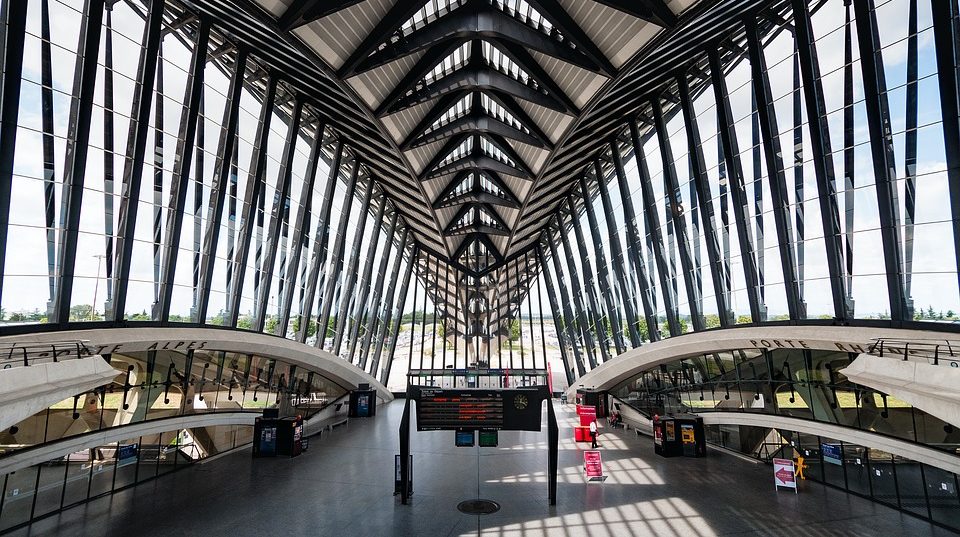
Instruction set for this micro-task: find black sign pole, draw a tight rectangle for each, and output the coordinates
[400,397,411,505]
[547,394,558,506]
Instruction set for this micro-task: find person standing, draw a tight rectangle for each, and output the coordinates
[589,419,598,448]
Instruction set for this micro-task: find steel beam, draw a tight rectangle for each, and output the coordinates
[227,73,278,327]
[277,117,325,336]
[580,175,626,354]
[0,0,28,311]
[595,160,644,347]
[253,96,304,331]
[745,17,807,319]
[707,47,766,322]
[931,0,960,299]
[626,125,676,338]
[677,74,735,326]
[853,0,909,321]
[52,0,106,324]
[566,197,613,362]
[316,163,362,349]
[197,49,248,323]
[297,141,343,342]
[157,19,210,322]
[537,244,576,384]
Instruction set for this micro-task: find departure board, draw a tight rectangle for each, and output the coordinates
[410,386,548,432]
[416,389,504,430]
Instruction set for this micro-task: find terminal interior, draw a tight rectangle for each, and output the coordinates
[0,0,959,534]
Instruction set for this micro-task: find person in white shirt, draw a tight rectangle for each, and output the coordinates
[589,419,598,448]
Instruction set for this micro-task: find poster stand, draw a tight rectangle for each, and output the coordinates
[584,450,606,482]
[773,458,798,494]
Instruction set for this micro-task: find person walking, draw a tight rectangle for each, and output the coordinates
[589,419,598,448]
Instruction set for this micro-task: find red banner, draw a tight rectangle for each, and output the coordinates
[578,405,596,427]
[584,450,603,479]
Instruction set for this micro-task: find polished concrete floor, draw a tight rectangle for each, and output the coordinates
[12,400,957,536]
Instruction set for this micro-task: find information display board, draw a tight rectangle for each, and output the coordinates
[455,429,475,447]
[410,386,547,431]
[478,429,498,447]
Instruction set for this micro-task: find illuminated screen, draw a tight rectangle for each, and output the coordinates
[455,430,475,447]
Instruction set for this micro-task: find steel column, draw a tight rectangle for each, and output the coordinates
[361,225,407,372]
[348,206,396,364]
[677,74,736,326]
[787,2,851,320]
[566,196,613,362]
[52,0,106,324]
[111,0,166,321]
[316,163,361,349]
[745,16,806,319]
[332,181,377,354]
[227,74,278,326]
[157,19,210,322]
[853,0,909,321]
[580,175,626,354]
[253,96,304,331]
[297,141,343,342]
[0,0,28,310]
[557,215,603,367]
[651,97,704,332]
[196,49,248,323]
[546,229,588,376]
[277,118,325,335]
[600,156,652,344]
[593,160,640,348]
[708,47,766,322]
[932,0,960,299]
[627,124,677,338]
[537,245,575,385]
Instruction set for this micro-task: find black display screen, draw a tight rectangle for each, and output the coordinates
[410,386,547,432]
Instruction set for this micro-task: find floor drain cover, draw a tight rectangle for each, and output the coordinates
[458,499,500,515]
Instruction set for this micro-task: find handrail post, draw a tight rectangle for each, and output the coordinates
[934,345,940,366]
[903,342,909,361]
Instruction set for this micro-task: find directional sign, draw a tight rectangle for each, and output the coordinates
[773,458,797,493]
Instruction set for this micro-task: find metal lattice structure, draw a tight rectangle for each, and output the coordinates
[0,0,959,387]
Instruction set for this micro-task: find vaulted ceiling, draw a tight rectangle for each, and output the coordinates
[253,0,701,275]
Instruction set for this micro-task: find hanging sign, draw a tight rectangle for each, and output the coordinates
[773,458,797,493]
[584,450,604,481]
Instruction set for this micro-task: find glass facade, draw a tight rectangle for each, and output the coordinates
[613,347,960,530]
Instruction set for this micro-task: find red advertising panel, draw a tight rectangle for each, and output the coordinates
[578,405,596,427]
[584,450,603,479]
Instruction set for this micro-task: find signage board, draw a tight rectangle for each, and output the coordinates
[773,458,797,492]
[410,386,546,431]
[118,443,138,464]
[478,429,498,447]
[664,420,676,441]
[584,450,604,481]
[455,430,475,447]
[681,424,695,444]
[822,443,842,466]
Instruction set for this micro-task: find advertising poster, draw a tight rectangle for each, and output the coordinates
[358,395,370,417]
[681,424,695,444]
[584,450,604,481]
[665,420,675,441]
[773,458,797,492]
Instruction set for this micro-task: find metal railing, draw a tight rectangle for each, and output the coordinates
[867,338,960,368]
[0,340,94,370]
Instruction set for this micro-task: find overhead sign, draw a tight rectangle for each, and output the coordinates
[773,458,797,492]
[410,386,547,431]
[584,450,604,481]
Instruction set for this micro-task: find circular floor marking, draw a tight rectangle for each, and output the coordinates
[457,499,501,515]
